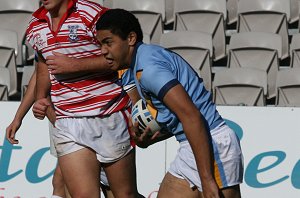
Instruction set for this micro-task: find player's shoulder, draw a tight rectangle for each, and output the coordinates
[138,44,167,61]
[26,7,45,35]
[76,0,106,15]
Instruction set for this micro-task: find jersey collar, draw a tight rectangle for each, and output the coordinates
[130,41,143,70]
[32,0,77,21]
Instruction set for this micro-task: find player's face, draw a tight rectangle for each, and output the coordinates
[97,30,134,71]
[41,0,66,12]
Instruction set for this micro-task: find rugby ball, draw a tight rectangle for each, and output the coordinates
[131,99,161,134]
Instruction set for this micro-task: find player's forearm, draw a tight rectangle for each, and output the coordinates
[183,114,215,181]
[46,97,56,124]
[70,55,111,73]
[14,70,37,121]
[36,61,51,99]
[127,88,140,105]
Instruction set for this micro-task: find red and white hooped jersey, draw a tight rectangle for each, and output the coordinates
[26,0,130,119]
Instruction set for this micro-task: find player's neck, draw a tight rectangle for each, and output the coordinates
[49,0,69,32]
[49,0,69,19]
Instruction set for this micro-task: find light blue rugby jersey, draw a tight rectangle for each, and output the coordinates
[130,42,224,142]
[119,69,135,93]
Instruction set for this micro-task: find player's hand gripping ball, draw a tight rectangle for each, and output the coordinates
[131,99,161,136]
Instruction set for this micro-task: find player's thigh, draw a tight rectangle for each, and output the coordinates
[158,172,203,198]
[220,184,241,198]
[103,149,138,197]
[58,148,101,198]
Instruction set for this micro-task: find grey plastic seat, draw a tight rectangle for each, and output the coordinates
[21,65,35,97]
[112,0,165,44]
[160,31,213,91]
[0,29,18,97]
[0,0,39,12]
[276,68,300,106]
[0,0,39,65]
[0,29,18,54]
[174,0,227,61]
[237,0,290,60]
[213,68,267,106]
[228,32,282,99]
[143,33,151,44]
[0,12,33,65]
[165,0,175,25]
[290,33,300,68]
[290,0,300,24]
[0,68,11,101]
[227,0,238,25]
[0,48,17,97]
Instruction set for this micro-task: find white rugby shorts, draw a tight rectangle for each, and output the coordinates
[49,123,111,187]
[168,124,244,191]
[52,109,133,163]
[48,123,57,157]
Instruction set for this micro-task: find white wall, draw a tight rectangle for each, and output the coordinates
[1,102,299,197]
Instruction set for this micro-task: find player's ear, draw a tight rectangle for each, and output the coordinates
[128,31,137,46]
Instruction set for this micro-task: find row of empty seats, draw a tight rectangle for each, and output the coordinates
[214,67,300,107]
[6,62,299,107]
[100,0,300,26]
[99,0,300,63]
[2,30,299,107]
[1,0,300,106]
[1,0,299,66]
[160,31,300,99]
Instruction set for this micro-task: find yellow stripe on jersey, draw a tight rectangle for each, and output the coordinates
[118,69,128,79]
[136,70,143,81]
[136,70,158,119]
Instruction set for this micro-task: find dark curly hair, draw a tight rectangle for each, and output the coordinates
[96,8,143,42]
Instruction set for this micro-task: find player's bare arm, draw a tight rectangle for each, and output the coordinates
[32,53,52,120]
[46,52,112,75]
[127,88,141,105]
[162,83,220,198]
[6,70,37,144]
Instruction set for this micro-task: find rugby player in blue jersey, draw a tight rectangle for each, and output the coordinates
[96,8,244,198]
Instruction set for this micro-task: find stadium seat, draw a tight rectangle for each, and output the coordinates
[237,0,290,60]
[21,66,35,97]
[0,0,39,12]
[0,48,17,97]
[0,29,18,97]
[276,68,300,106]
[165,0,175,25]
[290,0,300,24]
[0,13,34,66]
[112,0,165,44]
[213,68,267,106]
[160,31,213,91]
[173,0,227,61]
[0,29,18,55]
[226,0,238,25]
[0,0,39,65]
[143,33,151,44]
[228,32,282,99]
[0,68,11,101]
[290,33,300,68]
